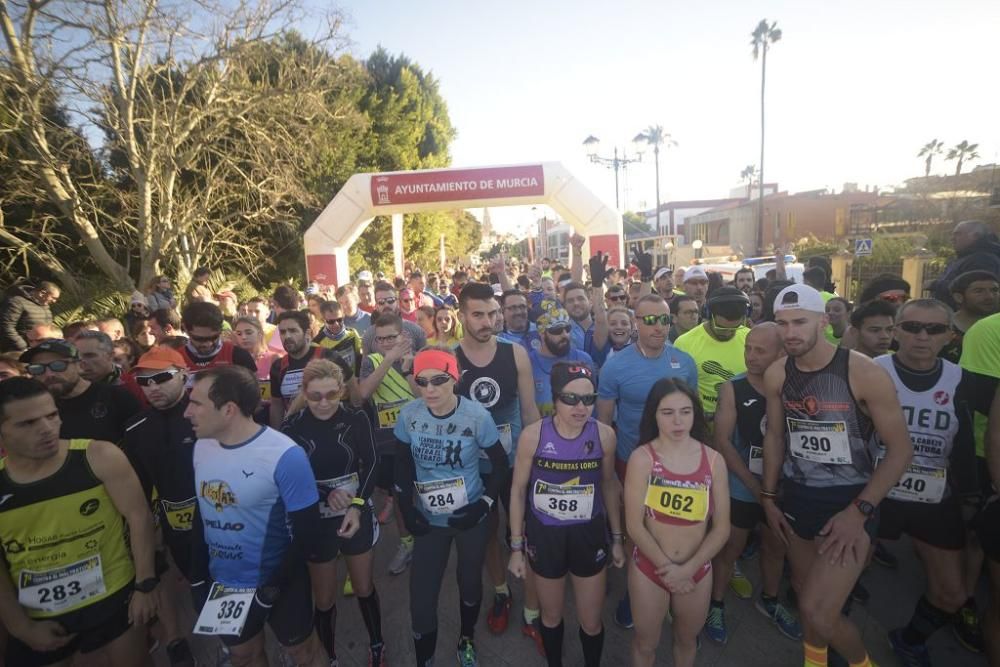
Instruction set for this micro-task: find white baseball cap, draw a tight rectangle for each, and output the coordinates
[653,267,672,282]
[773,284,826,314]
[683,266,709,283]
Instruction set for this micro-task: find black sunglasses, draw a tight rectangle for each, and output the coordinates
[135,370,181,386]
[557,392,598,407]
[415,374,452,388]
[26,359,75,376]
[546,324,571,336]
[188,333,220,343]
[639,314,671,326]
[607,294,628,302]
[897,321,950,335]
[325,318,344,326]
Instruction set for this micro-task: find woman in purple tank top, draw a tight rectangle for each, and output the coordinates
[507,362,623,667]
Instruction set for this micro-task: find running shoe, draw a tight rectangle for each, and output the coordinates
[729,563,753,599]
[166,638,197,667]
[343,574,354,597]
[368,642,387,667]
[388,539,414,575]
[952,602,984,653]
[740,531,760,561]
[873,541,899,569]
[755,596,803,640]
[486,593,511,634]
[703,603,727,644]
[614,595,634,629]
[456,636,478,667]
[888,628,931,667]
[378,497,395,524]
[522,617,545,657]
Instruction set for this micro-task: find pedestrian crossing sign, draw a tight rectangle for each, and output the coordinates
[854,238,873,256]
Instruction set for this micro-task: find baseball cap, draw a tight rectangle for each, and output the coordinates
[130,290,148,306]
[357,270,373,284]
[683,266,709,283]
[134,346,188,371]
[20,340,78,363]
[653,267,672,282]
[773,284,826,314]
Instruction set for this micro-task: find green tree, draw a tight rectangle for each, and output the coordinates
[740,164,758,199]
[622,211,653,235]
[751,19,782,252]
[917,139,944,177]
[946,140,980,176]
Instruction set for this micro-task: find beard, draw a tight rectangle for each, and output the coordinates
[544,335,570,357]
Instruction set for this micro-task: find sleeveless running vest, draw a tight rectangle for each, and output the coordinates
[182,342,236,388]
[643,443,715,526]
[367,352,414,432]
[781,347,876,487]
[0,439,135,618]
[730,375,767,501]
[456,342,522,462]
[529,417,604,526]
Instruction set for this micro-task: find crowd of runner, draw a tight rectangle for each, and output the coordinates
[0,220,998,667]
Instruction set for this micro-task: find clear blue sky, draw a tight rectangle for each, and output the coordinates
[323,0,999,235]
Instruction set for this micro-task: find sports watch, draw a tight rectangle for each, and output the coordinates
[852,498,875,519]
[134,576,160,594]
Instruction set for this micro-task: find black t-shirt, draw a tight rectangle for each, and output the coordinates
[57,381,142,443]
[270,346,353,403]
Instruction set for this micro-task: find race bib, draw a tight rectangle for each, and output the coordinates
[881,459,947,504]
[788,418,851,465]
[18,555,106,614]
[194,583,255,636]
[161,497,196,532]
[259,380,272,401]
[415,477,469,515]
[498,424,513,454]
[533,479,594,522]
[376,399,407,429]
[748,446,763,476]
[644,479,709,522]
[317,473,360,519]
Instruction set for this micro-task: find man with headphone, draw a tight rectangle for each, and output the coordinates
[674,286,752,420]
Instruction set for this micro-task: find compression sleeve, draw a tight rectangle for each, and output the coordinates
[951,371,981,496]
[264,502,322,589]
[393,437,416,510]
[482,443,510,501]
[189,502,210,584]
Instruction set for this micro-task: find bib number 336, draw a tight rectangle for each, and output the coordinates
[194,583,255,636]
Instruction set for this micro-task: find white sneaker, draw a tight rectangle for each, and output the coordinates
[388,539,414,575]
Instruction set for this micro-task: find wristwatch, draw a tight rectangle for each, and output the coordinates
[852,498,875,519]
[134,576,160,594]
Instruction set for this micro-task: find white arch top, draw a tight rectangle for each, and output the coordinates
[304,162,623,286]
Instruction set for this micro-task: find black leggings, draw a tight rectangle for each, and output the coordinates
[409,519,491,635]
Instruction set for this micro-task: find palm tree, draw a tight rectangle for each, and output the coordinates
[751,19,782,253]
[633,125,677,234]
[917,139,944,177]
[741,164,758,199]
[946,140,980,176]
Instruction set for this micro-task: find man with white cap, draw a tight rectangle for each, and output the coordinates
[653,267,678,305]
[682,266,711,309]
[759,284,913,667]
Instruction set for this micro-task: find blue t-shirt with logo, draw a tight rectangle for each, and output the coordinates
[193,427,319,587]
[598,344,699,461]
[394,396,500,527]
[527,347,595,416]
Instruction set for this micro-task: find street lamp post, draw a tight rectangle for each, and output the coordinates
[583,135,641,210]
[692,238,704,260]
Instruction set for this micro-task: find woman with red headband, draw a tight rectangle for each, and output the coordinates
[393,347,510,667]
[507,361,624,667]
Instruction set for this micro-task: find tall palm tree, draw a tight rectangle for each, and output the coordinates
[751,19,781,253]
[740,164,758,199]
[917,139,944,177]
[634,125,677,234]
[946,140,980,176]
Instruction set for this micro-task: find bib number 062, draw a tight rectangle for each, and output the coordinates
[658,491,694,513]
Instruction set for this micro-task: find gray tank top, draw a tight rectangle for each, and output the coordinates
[781,347,876,487]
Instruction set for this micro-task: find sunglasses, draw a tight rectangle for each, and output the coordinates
[325,318,344,326]
[376,297,397,306]
[306,389,341,402]
[26,359,75,376]
[135,369,181,386]
[639,314,671,326]
[607,294,628,302]
[415,374,452,388]
[879,293,909,304]
[546,324,571,335]
[897,321,950,335]
[188,333,220,343]
[557,392,598,406]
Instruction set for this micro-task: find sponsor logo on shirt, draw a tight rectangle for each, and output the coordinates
[201,480,237,512]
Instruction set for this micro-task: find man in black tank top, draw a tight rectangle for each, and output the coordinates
[454,282,543,646]
[760,285,913,667]
[706,323,801,644]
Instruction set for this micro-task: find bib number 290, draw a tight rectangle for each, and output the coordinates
[798,435,832,453]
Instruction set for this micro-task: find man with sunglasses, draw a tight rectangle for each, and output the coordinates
[674,287,751,420]
[454,282,543,646]
[314,300,363,378]
[527,304,595,416]
[361,281,427,355]
[596,293,698,628]
[122,346,199,667]
[179,302,256,385]
[871,299,978,665]
[21,340,141,442]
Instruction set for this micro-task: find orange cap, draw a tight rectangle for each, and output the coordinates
[135,346,187,371]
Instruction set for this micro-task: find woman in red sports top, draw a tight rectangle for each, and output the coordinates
[624,378,731,667]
